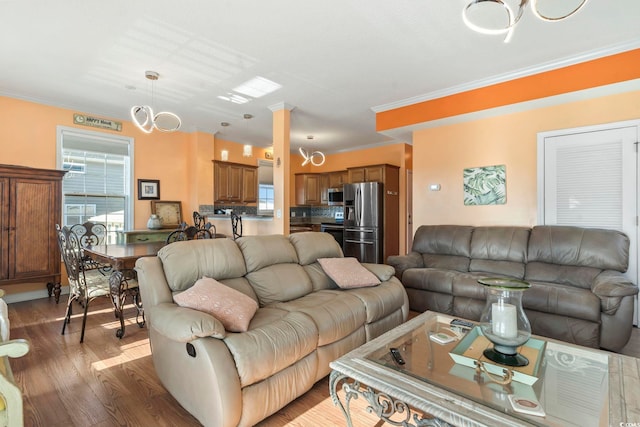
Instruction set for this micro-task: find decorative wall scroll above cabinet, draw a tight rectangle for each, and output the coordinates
[213,161,258,204]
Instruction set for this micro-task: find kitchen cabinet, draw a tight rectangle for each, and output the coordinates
[328,171,348,188]
[347,164,395,185]
[213,161,257,204]
[295,173,322,205]
[319,174,329,205]
[0,165,66,293]
[242,167,257,203]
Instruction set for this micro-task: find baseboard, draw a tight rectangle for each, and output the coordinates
[4,287,70,304]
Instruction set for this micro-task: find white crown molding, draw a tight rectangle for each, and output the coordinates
[371,40,640,113]
[268,102,296,112]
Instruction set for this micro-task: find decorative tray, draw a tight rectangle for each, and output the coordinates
[449,326,546,385]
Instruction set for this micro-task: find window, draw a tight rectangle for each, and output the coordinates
[257,160,274,215]
[258,184,274,212]
[57,126,133,243]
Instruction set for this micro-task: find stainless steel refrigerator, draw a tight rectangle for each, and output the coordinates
[343,182,383,263]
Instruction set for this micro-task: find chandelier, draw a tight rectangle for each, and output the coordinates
[130,71,182,133]
[462,0,589,43]
[299,135,325,167]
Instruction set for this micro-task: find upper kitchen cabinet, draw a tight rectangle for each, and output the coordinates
[328,170,348,188]
[242,167,257,203]
[319,174,330,205]
[295,173,322,206]
[213,161,257,204]
[348,164,399,191]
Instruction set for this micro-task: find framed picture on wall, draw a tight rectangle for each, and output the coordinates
[151,200,183,229]
[138,179,160,200]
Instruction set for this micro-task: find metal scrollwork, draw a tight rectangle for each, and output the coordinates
[329,370,452,427]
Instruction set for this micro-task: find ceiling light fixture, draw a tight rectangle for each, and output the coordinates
[130,71,181,133]
[242,114,253,157]
[462,0,589,43]
[299,136,325,167]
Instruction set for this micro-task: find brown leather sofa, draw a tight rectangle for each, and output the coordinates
[387,225,638,352]
[135,232,408,427]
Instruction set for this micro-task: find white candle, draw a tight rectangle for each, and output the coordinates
[492,302,518,339]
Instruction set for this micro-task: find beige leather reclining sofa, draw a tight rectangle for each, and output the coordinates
[387,225,638,352]
[135,232,408,427]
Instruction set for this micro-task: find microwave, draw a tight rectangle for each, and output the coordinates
[327,187,344,206]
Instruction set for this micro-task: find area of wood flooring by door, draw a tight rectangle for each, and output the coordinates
[7,297,640,426]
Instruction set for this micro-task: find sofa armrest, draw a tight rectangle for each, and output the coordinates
[0,338,29,359]
[362,263,395,282]
[386,252,424,279]
[149,303,226,342]
[591,270,638,315]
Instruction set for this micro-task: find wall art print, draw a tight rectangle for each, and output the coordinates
[463,164,506,206]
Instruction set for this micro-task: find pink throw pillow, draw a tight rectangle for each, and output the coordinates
[173,277,258,332]
[317,257,381,289]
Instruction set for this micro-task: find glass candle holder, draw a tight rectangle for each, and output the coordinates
[478,278,532,367]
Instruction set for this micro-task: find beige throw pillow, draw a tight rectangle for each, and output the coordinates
[317,257,381,289]
[173,276,258,332]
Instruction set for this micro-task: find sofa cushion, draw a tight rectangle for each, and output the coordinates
[289,232,343,266]
[523,281,601,322]
[158,239,247,292]
[413,225,473,257]
[527,225,629,272]
[344,279,408,323]
[274,290,366,346]
[525,262,601,290]
[173,277,258,332]
[223,309,318,388]
[236,235,299,273]
[318,257,380,289]
[401,268,457,294]
[469,226,529,278]
[246,264,313,306]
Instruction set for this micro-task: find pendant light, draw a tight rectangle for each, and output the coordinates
[130,71,182,133]
[462,0,589,43]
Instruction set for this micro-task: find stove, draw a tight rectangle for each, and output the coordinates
[320,212,344,246]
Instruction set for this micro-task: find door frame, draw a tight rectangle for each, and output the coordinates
[536,118,640,324]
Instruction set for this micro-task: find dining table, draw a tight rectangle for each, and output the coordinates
[81,241,166,339]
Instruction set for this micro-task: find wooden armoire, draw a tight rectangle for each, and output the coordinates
[0,165,66,295]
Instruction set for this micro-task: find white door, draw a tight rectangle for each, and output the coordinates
[537,120,639,324]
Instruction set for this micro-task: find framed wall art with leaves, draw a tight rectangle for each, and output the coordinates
[463,165,506,206]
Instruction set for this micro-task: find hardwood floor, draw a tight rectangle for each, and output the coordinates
[7,297,640,427]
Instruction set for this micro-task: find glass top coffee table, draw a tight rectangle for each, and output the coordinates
[329,311,639,427]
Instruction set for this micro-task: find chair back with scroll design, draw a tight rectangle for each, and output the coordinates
[231,213,243,240]
[193,211,206,229]
[70,221,111,274]
[166,225,212,244]
[193,211,218,237]
[70,221,107,247]
[56,224,111,343]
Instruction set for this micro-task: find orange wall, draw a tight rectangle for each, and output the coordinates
[289,143,411,253]
[412,90,640,228]
[378,48,640,131]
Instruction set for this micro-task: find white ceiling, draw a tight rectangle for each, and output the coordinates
[2,0,639,153]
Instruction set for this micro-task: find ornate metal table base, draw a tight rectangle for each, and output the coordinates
[108,270,145,339]
[329,371,452,427]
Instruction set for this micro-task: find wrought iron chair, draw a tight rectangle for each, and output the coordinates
[166,225,212,243]
[69,221,111,274]
[231,212,243,240]
[193,211,218,237]
[56,224,112,343]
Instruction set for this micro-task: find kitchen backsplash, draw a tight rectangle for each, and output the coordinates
[199,204,342,219]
